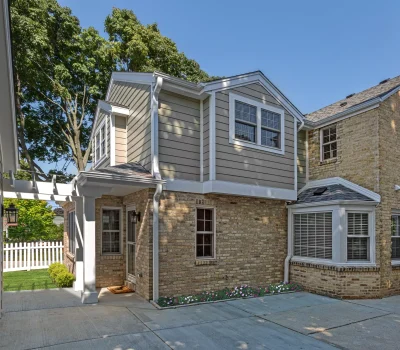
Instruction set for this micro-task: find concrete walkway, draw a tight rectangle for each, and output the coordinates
[1,288,400,349]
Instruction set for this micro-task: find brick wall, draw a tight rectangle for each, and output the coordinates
[158,191,288,297]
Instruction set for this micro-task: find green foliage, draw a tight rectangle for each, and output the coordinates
[10,1,218,177]
[3,269,57,291]
[4,199,63,242]
[48,262,65,277]
[54,271,75,287]
[157,283,303,307]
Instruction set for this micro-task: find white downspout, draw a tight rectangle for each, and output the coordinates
[284,207,293,283]
[151,76,163,301]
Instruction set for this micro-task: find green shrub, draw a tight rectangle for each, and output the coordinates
[48,262,67,280]
[54,271,75,288]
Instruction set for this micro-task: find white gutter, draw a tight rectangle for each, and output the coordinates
[284,207,293,283]
[151,76,163,302]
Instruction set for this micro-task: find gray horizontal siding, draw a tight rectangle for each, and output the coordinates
[297,129,307,189]
[108,81,151,171]
[158,91,200,181]
[215,83,295,189]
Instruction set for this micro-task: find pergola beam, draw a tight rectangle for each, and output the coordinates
[2,178,74,196]
[3,191,72,201]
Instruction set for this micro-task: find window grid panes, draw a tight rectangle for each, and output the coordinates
[102,209,121,254]
[196,208,214,258]
[322,126,337,160]
[392,215,400,260]
[235,101,257,143]
[347,213,369,261]
[95,121,106,164]
[261,109,281,148]
[68,211,76,254]
[294,212,332,259]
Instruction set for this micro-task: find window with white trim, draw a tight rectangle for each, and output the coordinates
[102,208,121,254]
[196,208,215,259]
[68,211,76,254]
[229,93,285,154]
[347,213,369,261]
[95,120,106,164]
[294,212,332,259]
[392,214,400,260]
[321,125,337,161]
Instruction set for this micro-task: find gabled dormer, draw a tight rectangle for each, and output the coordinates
[96,71,304,200]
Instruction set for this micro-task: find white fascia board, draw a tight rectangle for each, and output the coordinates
[76,171,165,187]
[287,199,378,209]
[98,100,129,116]
[164,179,297,201]
[202,72,304,124]
[298,177,381,202]
[111,72,155,85]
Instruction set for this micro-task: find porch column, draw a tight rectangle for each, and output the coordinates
[73,197,84,292]
[81,195,97,303]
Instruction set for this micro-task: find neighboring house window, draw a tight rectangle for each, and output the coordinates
[392,214,400,260]
[347,213,369,261]
[321,125,337,161]
[68,211,76,254]
[293,212,332,259]
[196,208,215,259]
[95,120,106,164]
[229,93,285,154]
[102,208,121,254]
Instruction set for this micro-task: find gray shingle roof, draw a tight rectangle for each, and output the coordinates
[90,163,153,178]
[294,184,373,205]
[306,75,400,122]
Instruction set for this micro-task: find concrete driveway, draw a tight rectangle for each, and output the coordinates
[1,288,399,350]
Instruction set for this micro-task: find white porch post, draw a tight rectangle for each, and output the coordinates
[81,196,97,303]
[73,197,84,292]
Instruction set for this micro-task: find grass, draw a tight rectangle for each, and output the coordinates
[3,269,57,291]
[157,282,303,307]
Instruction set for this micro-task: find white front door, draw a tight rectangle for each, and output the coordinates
[126,209,136,283]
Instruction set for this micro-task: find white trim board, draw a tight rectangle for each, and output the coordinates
[298,177,381,203]
[164,179,297,201]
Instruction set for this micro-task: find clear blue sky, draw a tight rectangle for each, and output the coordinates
[45,0,400,175]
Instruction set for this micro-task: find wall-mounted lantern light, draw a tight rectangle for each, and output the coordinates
[5,203,18,225]
[131,210,141,224]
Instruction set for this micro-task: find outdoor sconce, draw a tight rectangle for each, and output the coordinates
[4,203,18,225]
[131,210,141,224]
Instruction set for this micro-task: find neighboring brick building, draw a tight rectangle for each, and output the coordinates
[62,71,400,302]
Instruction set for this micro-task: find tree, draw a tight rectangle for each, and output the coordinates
[3,199,63,241]
[11,0,114,179]
[11,2,216,179]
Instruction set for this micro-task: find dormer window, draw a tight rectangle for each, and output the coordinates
[95,120,107,165]
[321,125,337,161]
[229,93,285,155]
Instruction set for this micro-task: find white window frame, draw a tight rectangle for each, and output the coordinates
[94,119,107,167]
[346,211,372,262]
[289,204,376,267]
[101,206,122,255]
[391,210,400,265]
[320,124,337,161]
[229,93,285,155]
[195,206,216,260]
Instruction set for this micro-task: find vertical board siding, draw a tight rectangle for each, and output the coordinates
[115,115,127,165]
[158,91,200,181]
[108,81,151,170]
[215,83,295,190]
[297,129,307,189]
[203,97,210,181]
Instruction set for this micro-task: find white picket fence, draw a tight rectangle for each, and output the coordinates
[3,241,64,272]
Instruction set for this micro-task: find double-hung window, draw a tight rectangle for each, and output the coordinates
[229,93,285,154]
[392,214,400,260]
[294,212,332,259]
[347,213,369,261]
[95,120,106,164]
[321,125,337,161]
[68,211,76,254]
[102,208,121,254]
[196,208,215,259]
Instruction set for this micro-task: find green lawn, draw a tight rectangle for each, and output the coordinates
[3,269,57,291]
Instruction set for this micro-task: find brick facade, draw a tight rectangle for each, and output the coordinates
[290,92,400,298]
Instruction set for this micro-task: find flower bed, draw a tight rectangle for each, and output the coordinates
[157,282,303,307]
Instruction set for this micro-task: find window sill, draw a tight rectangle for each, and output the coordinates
[229,138,284,155]
[101,253,123,259]
[319,158,337,166]
[392,260,400,266]
[195,259,217,266]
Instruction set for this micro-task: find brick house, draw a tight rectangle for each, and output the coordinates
[62,71,400,302]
